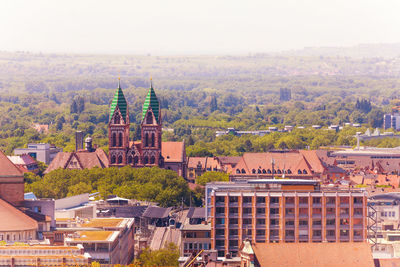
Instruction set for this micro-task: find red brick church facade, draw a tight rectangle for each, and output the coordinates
[108,79,186,178]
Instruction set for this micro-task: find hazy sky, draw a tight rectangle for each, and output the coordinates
[1,0,400,54]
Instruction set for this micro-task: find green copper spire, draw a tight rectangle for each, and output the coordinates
[109,78,128,121]
[142,79,160,123]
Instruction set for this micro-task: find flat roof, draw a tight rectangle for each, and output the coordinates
[247,179,319,185]
[83,218,124,228]
[66,231,117,242]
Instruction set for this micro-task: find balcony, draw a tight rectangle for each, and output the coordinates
[270,236,280,241]
[215,235,225,239]
[215,245,225,250]
[229,224,239,229]
[299,235,309,242]
[285,203,295,208]
[353,236,364,242]
[269,225,280,229]
[299,213,309,219]
[299,203,309,208]
[285,225,295,230]
[299,225,308,230]
[339,225,350,230]
[339,203,349,208]
[242,202,252,207]
[215,202,225,207]
[229,235,238,239]
[353,202,363,208]
[229,213,239,218]
[229,203,239,207]
[326,224,336,230]
[256,224,266,229]
[326,213,336,218]
[312,225,322,230]
[216,224,225,229]
[285,236,295,242]
[215,213,225,218]
[353,224,363,229]
[312,236,322,242]
[243,213,253,218]
[312,203,322,208]
[270,213,280,219]
[326,235,336,241]
[269,203,280,208]
[326,203,336,208]
[340,237,350,242]
[312,214,322,219]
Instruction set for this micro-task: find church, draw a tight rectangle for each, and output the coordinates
[108,79,187,178]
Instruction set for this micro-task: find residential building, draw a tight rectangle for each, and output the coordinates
[0,245,91,266]
[0,151,25,207]
[383,112,400,130]
[107,79,186,178]
[44,138,109,174]
[180,208,211,257]
[62,218,135,265]
[14,143,62,165]
[208,179,367,257]
[230,150,326,181]
[7,154,39,174]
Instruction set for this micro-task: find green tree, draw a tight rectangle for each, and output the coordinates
[196,171,229,186]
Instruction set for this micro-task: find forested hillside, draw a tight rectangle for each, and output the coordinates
[1,51,400,155]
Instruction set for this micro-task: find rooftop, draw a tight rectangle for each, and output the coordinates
[83,218,124,228]
[66,231,117,242]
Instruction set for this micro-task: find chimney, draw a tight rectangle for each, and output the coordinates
[75,131,84,151]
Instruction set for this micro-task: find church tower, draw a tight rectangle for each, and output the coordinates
[108,78,130,167]
[141,80,163,166]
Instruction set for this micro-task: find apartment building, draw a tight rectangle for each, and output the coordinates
[208,179,368,257]
[0,245,91,266]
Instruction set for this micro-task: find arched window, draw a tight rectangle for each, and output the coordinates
[128,156,133,164]
[144,156,149,164]
[111,155,116,164]
[151,133,155,147]
[303,169,308,174]
[257,169,262,174]
[145,133,149,147]
[267,169,272,174]
[241,168,246,174]
[298,169,302,174]
[118,155,123,164]
[150,156,155,164]
[252,169,256,174]
[287,169,292,174]
[114,114,120,124]
[273,170,276,174]
[262,169,266,174]
[236,169,240,174]
[112,133,116,147]
[277,169,281,174]
[119,132,123,147]
[134,156,139,164]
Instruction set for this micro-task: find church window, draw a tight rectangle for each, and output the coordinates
[144,156,149,164]
[119,132,123,147]
[114,114,120,124]
[128,156,133,164]
[150,156,155,164]
[151,133,155,147]
[111,155,116,164]
[112,133,116,147]
[118,155,123,164]
[145,133,149,147]
[134,156,139,164]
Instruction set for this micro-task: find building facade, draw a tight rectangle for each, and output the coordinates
[208,179,368,257]
[108,79,186,177]
[14,143,62,165]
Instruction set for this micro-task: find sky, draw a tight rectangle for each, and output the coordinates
[1,0,400,55]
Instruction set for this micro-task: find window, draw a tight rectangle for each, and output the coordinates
[229,218,238,225]
[270,208,279,215]
[257,219,265,225]
[299,220,308,226]
[229,196,238,203]
[145,133,149,147]
[118,155,122,164]
[270,197,279,204]
[243,208,252,214]
[119,132,123,147]
[112,133,116,147]
[111,155,116,164]
[243,197,252,203]
[150,156,155,164]
[257,208,265,214]
[303,169,308,174]
[144,156,148,164]
[312,197,321,204]
[229,208,238,214]
[151,133,155,147]
[243,218,252,225]
[312,230,321,237]
[134,156,139,164]
[252,169,256,174]
[241,169,246,174]
[128,156,133,164]
[257,197,265,204]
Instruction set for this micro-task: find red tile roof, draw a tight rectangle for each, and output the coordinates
[250,242,374,267]
[187,157,222,170]
[44,149,109,174]
[234,152,313,176]
[0,198,38,231]
[299,150,326,173]
[162,141,185,162]
[0,150,23,177]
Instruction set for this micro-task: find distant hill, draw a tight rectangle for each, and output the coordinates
[280,43,400,58]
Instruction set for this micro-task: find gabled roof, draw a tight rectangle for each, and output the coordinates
[142,206,172,219]
[299,150,325,173]
[44,149,109,174]
[187,207,205,219]
[162,142,185,162]
[109,80,128,121]
[0,150,23,177]
[234,152,313,175]
[0,198,38,231]
[142,84,160,123]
